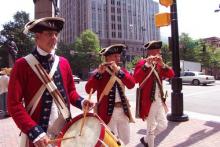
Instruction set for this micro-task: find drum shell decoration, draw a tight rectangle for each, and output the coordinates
[57,113,123,147]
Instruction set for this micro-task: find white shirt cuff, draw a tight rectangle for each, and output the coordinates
[32,132,46,143]
[144,62,151,67]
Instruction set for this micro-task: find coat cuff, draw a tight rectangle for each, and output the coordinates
[75,96,84,110]
[116,69,125,79]
[27,125,45,142]
[142,64,149,71]
[162,64,170,71]
[94,72,103,80]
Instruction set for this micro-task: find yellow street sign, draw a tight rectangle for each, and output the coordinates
[155,12,171,27]
[159,0,173,7]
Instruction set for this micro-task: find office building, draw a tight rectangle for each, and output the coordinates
[60,0,160,60]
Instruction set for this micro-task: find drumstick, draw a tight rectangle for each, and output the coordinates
[79,88,93,136]
[48,136,76,144]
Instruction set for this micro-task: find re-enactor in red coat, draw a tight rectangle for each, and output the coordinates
[7,17,93,147]
[133,41,174,147]
[85,44,135,145]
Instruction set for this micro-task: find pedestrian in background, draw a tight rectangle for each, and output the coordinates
[0,68,10,117]
[133,40,174,147]
[85,44,135,145]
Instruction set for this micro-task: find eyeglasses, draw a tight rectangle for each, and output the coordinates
[41,31,58,38]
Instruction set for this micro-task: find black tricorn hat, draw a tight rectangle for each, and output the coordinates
[99,44,126,56]
[144,40,162,50]
[23,17,65,34]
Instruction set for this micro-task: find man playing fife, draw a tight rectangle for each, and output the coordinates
[7,17,93,147]
[85,44,135,145]
[133,40,174,147]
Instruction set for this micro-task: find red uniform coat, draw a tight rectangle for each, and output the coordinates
[85,68,135,124]
[133,59,174,120]
[7,56,81,146]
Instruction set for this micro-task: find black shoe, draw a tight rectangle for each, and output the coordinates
[140,137,148,147]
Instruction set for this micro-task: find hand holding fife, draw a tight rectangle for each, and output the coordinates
[97,61,113,73]
[109,61,120,73]
[98,61,120,74]
[145,55,164,66]
[97,64,107,74]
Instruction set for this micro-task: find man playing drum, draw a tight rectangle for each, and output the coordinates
[85,44,135,145]
[133,40,174,147]
[7,17,93,147]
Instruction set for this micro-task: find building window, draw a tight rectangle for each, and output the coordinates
[112,32,116,38]
[112,23,116,30]
[91,1,96,10]
[118,24,121,30]
[117,8,121,14]
[111,15,115,21]
[111,0,115,5]
[92,13,96,20]
[118,32,122,38]
[111,7,115,13]
[117,16,121,22]
[117,1,121,6]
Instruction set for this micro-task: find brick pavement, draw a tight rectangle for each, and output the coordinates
[1,105,220,147]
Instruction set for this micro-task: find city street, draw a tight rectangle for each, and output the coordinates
[76,80,220,117]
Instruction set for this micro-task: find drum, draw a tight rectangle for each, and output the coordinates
[57,113,124,147]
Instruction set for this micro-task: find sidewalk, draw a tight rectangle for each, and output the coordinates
[1,106,220,147]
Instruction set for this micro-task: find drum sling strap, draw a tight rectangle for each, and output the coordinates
[24,54,70,120]
[150,64,168,113]
[24,54,59,116]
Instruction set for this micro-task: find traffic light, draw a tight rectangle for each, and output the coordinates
[155,12,171,28]
[159,0,173,7]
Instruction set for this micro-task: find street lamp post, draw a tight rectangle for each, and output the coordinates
[52,0,60,16]
[214,4,220,12]
[121,48,126,68]
[142,26,146,58]
[167,0,189,122]
[96,31,102,50]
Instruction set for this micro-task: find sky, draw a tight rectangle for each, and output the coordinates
[0,0,220,40]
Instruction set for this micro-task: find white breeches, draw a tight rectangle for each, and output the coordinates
[108,107,130,145]
[144,101,168,147]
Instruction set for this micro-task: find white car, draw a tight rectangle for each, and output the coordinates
[72,75,81,84]
[180,71,215,86]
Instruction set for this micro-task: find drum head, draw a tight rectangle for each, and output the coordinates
[59,114,103,147]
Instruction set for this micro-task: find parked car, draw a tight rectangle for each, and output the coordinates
[180,71,215,86]
[73,75,81,84]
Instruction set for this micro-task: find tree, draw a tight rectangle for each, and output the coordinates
[179,33,198,61]
[56,41,73,60]
[161,43,172,65]
[60,30,101,79]
[0,11,34,67]
[126,56,142,71]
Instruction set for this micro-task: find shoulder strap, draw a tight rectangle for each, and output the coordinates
[24,54,59,115]
[24,54,59,84]
[98,72,117,103]
[139,64,156,88]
